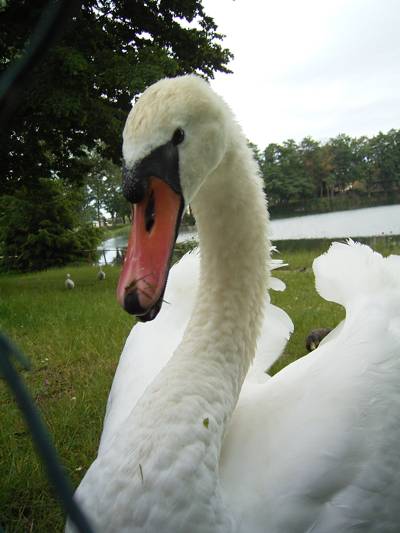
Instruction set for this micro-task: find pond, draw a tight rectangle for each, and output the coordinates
[177,204,400,242]
[269,204,400,240]
[98,235,128,266]
[99,204,400,264]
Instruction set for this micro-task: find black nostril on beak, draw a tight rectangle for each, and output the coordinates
[122,165,148,203]
[145,190,155,233]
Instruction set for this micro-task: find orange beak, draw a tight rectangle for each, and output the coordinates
[117,177,183,321]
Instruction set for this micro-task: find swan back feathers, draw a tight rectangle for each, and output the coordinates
[313,240,400,307]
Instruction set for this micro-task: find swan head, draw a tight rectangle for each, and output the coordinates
[117,75,231,320]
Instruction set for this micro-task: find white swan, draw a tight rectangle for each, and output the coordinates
[68,76,400,532]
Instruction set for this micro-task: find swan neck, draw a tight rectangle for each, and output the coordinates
[188,139,270,387]
[94,137,271,532]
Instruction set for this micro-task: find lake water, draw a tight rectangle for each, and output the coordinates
[100,204,400,263]
[98,235,129,265]
[269,204,400,240]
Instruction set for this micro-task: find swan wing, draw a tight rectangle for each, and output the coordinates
[220,242,400,532]
[245,251,294,384]
[245,302,293,384]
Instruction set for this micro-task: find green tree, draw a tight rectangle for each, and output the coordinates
[349,136,373,192]
[81,146,118,225]
[319,144,335,200]
[326,134,357,192]
[261,129,400,211]
[299,137,324,197]
[0,0,232,270]
[262,140,314,208]
[262,143,285,206]
[0,179,101,271]
[81,145,130,224]
[368,129,400,192]
[102,173,132,224]
[0,0,233,193]
[248,141,263,169]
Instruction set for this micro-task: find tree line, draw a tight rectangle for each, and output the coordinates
[254,129,400,215]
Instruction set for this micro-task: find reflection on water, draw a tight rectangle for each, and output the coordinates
[97,235,128,266]
[99,204,400,264]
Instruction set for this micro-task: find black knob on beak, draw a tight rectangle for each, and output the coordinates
[122,164,148,204]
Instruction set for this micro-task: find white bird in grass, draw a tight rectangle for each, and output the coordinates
[68,76,400,533]
[65,273,74,290]
[97,268,106,281]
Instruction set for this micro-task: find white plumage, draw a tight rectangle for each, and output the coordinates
[68,76,400,533]
[98,248,293,454]
[97,268,106,281]
[65,273,75,290]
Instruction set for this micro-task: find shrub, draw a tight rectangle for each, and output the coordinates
[0,179,102,271]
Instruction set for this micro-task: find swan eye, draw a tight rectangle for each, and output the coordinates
[171,128,185,145]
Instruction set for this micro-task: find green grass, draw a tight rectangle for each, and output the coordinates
[102,223,130,240]
[0,265,133,532]
[0,236,399,531]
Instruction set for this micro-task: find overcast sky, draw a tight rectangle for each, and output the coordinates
[202,0,400,148]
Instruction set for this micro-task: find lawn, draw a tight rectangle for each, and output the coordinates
[0,236,398,532]
[0,264,133,532]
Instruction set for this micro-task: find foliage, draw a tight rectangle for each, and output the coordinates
[0,0,232,271]
[263,140,315,206]
[80,144,131,225]
[0,179,102,271]
[0,0,233,268]
[0,0,233,194]
[368,130,400,190]
[260,129,400,214]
